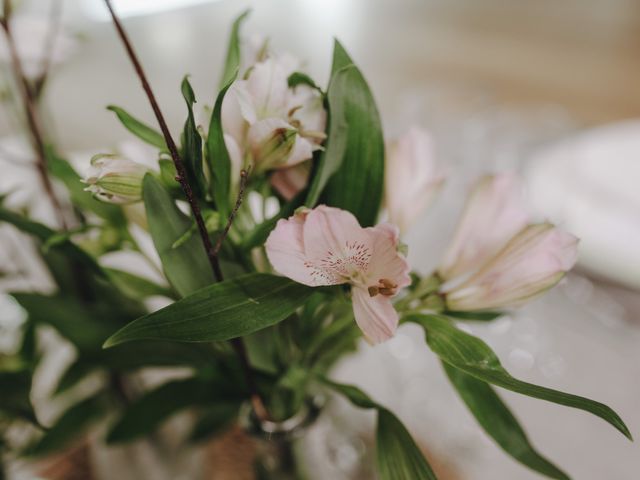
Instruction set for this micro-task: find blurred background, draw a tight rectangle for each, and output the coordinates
[1,0,639,478]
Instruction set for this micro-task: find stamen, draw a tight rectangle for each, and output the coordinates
[368,286,379,297]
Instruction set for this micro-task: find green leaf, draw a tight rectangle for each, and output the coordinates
[219,9,250,88]
[306,41,384,226]
[287,72,322,92]
[323,379,437,480]
[12,293,117,352]
[331,39,354,72]
[104,268,176,300]
[107,105,167,150]
[142,174,214,296]
[29,394,107,456]
[53,359,95,395]
[106,378,219,444]
[206,76,236,218]
[376,408,438,480]
[444,310,504,321]
[443,363,570,480]
[409,314,632,440]
[189,403,238,442]
[181,76,207,198]
[0,370,37,424]
[104,273,313,347]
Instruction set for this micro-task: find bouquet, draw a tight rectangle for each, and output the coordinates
[0,2,631,479]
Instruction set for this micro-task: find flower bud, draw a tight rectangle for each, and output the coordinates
[444,223,578,311]
[438,173,529,280]
[385,127,445,234]
[83,154,149,204]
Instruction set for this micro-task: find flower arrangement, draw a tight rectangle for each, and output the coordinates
[0,2,631,479]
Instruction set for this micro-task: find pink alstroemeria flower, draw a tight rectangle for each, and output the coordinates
[438,173,529,281]
[444,223,578,311]
[265,205,411,344]
[385,127,445,234]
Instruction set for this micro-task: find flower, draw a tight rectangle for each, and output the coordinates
[385,127,445,233]
[222,56,326,173]
[270,162,311,200]
[443,223,578,311]
[438,173,529,280]
[83,154,149,204]
[265,205,411,344]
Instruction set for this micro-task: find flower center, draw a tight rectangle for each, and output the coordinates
[305,240,372,285]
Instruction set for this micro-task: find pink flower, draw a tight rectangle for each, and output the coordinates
[438,173,529,280]
[265,206,411,344]
[270,162,311,201]
[222,56,326,173]
[385,127,445,234]
[444,223,578,311]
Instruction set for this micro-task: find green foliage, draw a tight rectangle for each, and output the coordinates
[287,72,322,92]
[180,76,207,198]
[219,9,250,88]
[107,105,167,150]
[443,363,570,479]
[142,174,215,296]
[29,394,108,456]
[409,314,632,440]
[0,370,37,424]
[306,40,384,226]
[206,76,236,218]
[104,273,313,347]
[106,377,240,444]
[324,379,437,479]
[104,268,176,300]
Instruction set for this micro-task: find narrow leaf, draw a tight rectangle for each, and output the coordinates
[288,72,322,92]
[0,370,37,424]
[306,41,384,226]
[104,268,175,300]
[443,362,570,480]
[107,105,167,150]
[30,395,107,456]
[376,408,438,480]
[104,273,313,347]
[409,314,632,440]
[106,378,215,444]
[142,174,214,296]
[219,9,250,88]
[206,76,236,218]
[324,379,438,480]
[181,76,207,197]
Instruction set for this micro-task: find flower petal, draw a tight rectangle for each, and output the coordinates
[352,287,398,344]
[365,223,411,290]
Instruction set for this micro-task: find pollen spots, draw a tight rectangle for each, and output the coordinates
[304,240,372,285]
[368,278,398,297]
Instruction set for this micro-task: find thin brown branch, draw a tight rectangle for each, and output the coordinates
[103,0,270,421]
[213,168,248,256]
[1,0,67,230]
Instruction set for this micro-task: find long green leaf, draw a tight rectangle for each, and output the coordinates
[107,378,217,444]
[219,9,250,88]
[142,174,214,296]
[104,268,176,300]
[206,76,236,218]
[181,76,207,197]
[443,362,570,480]
[323,379,437,480]
[30,394,107,456]
[376,408,438,480]
[306,41,384,226]
[104,273,313,347]
[107,105,167,150]
[409,314,632,440]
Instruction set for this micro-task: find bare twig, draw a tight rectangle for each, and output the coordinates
[1,0,68,230]
[213,168,248,256]
[103,0,270,421]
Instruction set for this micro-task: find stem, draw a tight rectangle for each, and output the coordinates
[104,0,270,421]
[1,0,68,230]
[213,168,248,256]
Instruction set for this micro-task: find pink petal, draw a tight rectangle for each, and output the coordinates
[303,206,372,276]
[270,162,311,201]
[365,223,411,290]
[265,214,320,287]
[352,287,398,344]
